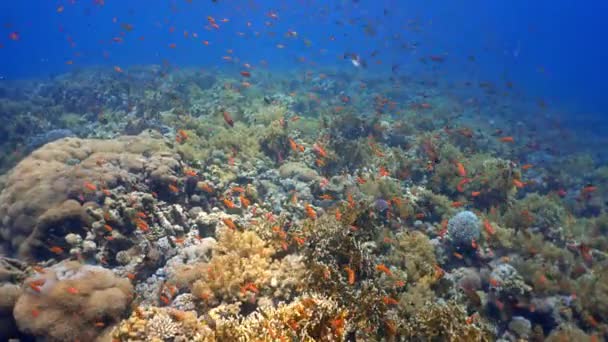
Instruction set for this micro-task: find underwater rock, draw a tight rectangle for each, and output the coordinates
[447,210,481,248]
[508,316,532,339]
[489,263,531,297]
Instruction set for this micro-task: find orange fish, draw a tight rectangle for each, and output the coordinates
[49,246,64,254]
[379,166,390,177]
[483,219,496,235]
[305,204,317,220]
[199,182,214,193]
[113,66,123,73]
[521,164,533,170]
[313,143,327,158]
[375,264,392,276]
[83,182,97,192]
[223,198,236,209]
[451,201,464,208]
[66,287,79,294]
[239,194,250,208]
[223,218,237,230]
[223,111,234,127]
[344,266,355,285]
[382,296,399,305]
[471,191,481,197]
[135,218,149,232]
[455,162,466,177]
[168,184,180,193]
[499,136,514,143]
[512,179,525,188]
[240,71,251,77]
[184,169,197,177]
[288,138,298,152]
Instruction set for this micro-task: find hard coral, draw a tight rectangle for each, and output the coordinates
[172,227,305,306]
[448,211,481,248]
[0,131,179,260]
[13,261,133,342]
[398,300,494,341]
[112,306,213,342]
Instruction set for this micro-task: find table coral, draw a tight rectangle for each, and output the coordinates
[0,131,180,260]
[13,261,133,342]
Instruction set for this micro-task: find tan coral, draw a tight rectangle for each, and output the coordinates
[0,131,179,259]
[13,261,133,342]
[172,228,305,305]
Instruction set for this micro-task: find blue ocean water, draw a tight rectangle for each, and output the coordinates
[2,0,607,116]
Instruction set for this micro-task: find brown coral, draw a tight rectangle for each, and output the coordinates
[0,131,180,260]
[13,261,133,342]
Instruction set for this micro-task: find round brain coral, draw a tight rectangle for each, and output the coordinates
[447,210,481,248]
[13,261,133,341]
[0,131,180,260]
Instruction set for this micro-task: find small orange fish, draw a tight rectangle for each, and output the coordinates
[319,194,333,200]
[94,322,105,328]
[451,201,464,208]
[29,279,45,292]
[315,158,326,167]
[453,252,464,259]
[231,186,246,193]
[66,287,79,294]
[344,266,355,285]
[288,138,298,152]
[184,169,197,177]
[83,182,97,192]
[382,296,399,305]
[168,184,180,193]
[240,71,251,77]
[222,218,237,230]
[483,219,496,235]
[356,176,366,184]
[223,198,236,209]
[239,194,250,208]
[305,204,317,220]
[512,179,525,188]
[223,111,234,127]
[378,166,390,177]
[471,191,481,197]
[521,164,533,170]
[49,246,64,254]
[313,143,328,158]
[135,218,149,232]
[103,224,113,232]
[199,182,214,193]
[375,263,392,276]
[499,136,514,143]
[335,209,342,221]
[455,162,466,177]
[113,66,123,73]
[240,282,259,294]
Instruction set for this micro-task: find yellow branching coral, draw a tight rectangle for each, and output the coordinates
[172,228,305,306]
[388,230,437,284]
[398,300,494,341]
[112,306,214,342]
[212,293,349,341]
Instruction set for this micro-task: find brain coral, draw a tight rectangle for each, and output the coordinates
[13,261,133,341]
[0,131,180,260]
[448,210,481,248]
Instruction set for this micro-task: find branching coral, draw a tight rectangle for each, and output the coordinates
[112,306,214,342]
[172,227,306,306]
[397,300,494,341]
[212,293,350,341]
[13,261,133,341]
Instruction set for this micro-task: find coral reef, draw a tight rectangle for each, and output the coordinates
[13,261,133,341]
[0,131,179,260]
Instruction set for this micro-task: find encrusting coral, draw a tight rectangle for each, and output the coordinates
[0,131,180,260]
[13,261,133,341]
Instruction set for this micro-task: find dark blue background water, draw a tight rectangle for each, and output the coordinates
[1,0,607,117]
